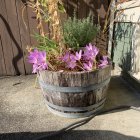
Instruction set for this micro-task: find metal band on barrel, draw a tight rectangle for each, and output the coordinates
[47,103,104,118]
[46,98,106,112]
[39,78,110,93]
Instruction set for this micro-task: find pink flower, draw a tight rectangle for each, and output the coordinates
[28,49,39,64]
[83,61,93,71]
[38,51,47,63]
[67,61,77,69]
[62,52,77,69]
[84,43,99,61]
[61,44,99,71]
[70,54,76,62]
[75,50,82,60]
[28,49,48,73]
[32,64,38,73]
[61,52,70,62]
[98,56,108,68]
[85,43,93,51]
[67,54,77,69]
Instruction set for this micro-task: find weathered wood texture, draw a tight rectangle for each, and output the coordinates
[0,0,109,76]
[39,65,111,109]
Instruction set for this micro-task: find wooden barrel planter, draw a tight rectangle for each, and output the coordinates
[38,65,111,118]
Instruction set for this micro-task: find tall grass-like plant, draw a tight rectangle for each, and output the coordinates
[63,16,99,50]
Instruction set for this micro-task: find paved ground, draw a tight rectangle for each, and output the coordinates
[0,74,140,140]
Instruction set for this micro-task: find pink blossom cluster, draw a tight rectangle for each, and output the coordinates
[28,44,108,73]
[28,49,48,73]
[62,43,108,71]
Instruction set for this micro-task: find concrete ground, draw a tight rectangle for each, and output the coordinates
[0,73,140,140]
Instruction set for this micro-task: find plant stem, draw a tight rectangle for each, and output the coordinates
[34,75,38,88]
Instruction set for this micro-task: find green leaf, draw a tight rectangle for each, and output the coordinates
[57,2,66,13]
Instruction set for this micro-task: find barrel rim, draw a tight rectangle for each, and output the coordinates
[38,64,111,75]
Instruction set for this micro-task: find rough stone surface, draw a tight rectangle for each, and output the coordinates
[0,74,140,140]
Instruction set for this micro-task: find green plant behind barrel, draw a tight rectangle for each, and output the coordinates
[63,16,99,50]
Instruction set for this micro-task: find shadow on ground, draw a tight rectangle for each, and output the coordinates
[104,76,140,109]
[0,130,139,140]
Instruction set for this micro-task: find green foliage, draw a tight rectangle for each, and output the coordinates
[57,1,66,13]
[38,0,48,7]
[33,33,59,57]
[63,16,99,49]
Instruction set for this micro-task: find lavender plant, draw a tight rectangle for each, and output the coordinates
[63,16,99,49]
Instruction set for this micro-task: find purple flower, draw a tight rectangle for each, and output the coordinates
[67,54,77,69]
[75,50,82,61]
[66,61,77,69]
[28,49,48,73]
[32,64,38,73]
[70,54,76,62]
[84,43,99,61]
[92,45,99,56]
[61,44,99,71]
[28,49,39,64]
[85,43,93,51]
[61,52,70,62]
[61,52,77,69]
[38,51,47,63]
[83,61,93,71]
[98,56,108,68]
